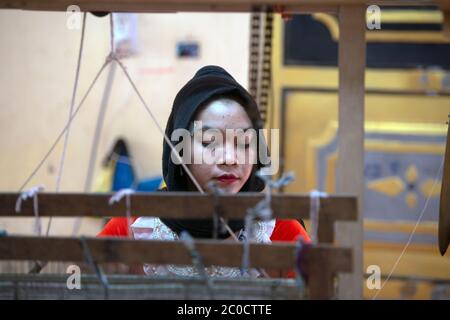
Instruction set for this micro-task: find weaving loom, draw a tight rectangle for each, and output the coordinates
[0,192,356,299]
[0,0,448,301]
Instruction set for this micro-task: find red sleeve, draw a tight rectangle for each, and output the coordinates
[97,217,138,238]
[270,219,311,279]
[270,219,311,243]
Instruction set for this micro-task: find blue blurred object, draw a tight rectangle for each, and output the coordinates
[106,139,162,192]
[112,156,162,191]
[112,155,135,191]
[137,176,163,191]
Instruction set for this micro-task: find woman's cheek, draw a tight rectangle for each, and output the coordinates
[235,152,253,185]
[190,141,202,165]
[248,148,258,168]
[242,163,253,184]
[241,149,256,186]
[187,163,210,191]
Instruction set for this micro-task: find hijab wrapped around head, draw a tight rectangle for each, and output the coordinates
[160,65,269,239]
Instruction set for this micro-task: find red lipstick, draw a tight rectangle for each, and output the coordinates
[215,174,239,185]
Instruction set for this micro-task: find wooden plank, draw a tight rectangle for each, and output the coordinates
[307,264,335,299]
[0,192,357,220]
[0,0,435,13]
[318,216,335,243]
[335,5,366,299]
[444,11,450,38]
[439,116,450,255]
[437,2,450,38]
[0,236,352,272]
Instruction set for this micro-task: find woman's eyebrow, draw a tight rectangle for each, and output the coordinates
[201,125,253,132]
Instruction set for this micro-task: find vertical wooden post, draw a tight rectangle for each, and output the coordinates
[336,5,366,299]
[308,271,335,300]
[438,1,450,38]
[443,11,450,38]
[439,116,450,256]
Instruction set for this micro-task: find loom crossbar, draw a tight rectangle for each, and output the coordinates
[0,192,357,243]
[0,0,438,14]
[0,236,352,299]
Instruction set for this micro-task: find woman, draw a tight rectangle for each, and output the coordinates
[98,66,310,277]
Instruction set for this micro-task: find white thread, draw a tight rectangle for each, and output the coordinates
[72,19,118,237]
[83,15,117,196]
[110,14,115,54]
[309,190,328,245]
[15,185,45,236]
[373,155,445,299]
[70,15,228,240]
[48,12,87,237]
[83,61,117,197]
[109,188,135,238]
[18,59,111,194]
[113,58,205,194]
[55,12,87,192]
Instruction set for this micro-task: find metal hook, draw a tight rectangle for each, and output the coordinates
[80,236,110,300]
[207,182,226,239]
[180,231,214,299]
[241,171,295,275]
[294,237,309,295]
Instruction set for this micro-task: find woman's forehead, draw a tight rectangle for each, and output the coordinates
[194,98,252,130]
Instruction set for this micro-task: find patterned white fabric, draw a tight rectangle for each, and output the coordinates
[131,217,275,278]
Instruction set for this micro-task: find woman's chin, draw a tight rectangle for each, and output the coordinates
[212,182,241,194]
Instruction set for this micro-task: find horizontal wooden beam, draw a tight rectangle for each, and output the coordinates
[0,236,352,272]
[0,236,353,298]
[0,191,357,220]
[0,0,436,13]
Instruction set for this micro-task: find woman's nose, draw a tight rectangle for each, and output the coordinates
[218,144,238,165]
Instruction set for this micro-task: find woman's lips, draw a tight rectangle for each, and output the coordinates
[215,174,239,185]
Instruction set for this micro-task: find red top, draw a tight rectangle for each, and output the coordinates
[98,218,310,242]
[98,217,310,278]
[97,217,139,238]
[270,219,310,243]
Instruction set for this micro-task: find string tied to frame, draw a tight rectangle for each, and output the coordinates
[180,231,214,299]
[109,188,135,238]
[309,190,328,245]
[241,171,295,276]
[15,185,45,236]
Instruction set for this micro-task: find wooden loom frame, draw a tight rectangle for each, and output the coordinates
[0,0,448,300]
[0,192,356,299]
[0,192,356,243]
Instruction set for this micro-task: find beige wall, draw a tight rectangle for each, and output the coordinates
[0,10,250,235]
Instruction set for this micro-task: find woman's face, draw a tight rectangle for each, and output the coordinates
[186,98,257,194]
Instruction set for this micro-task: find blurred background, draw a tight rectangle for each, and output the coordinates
[0,5,449,299]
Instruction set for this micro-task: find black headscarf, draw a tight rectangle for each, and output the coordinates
[160,65,268,239]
